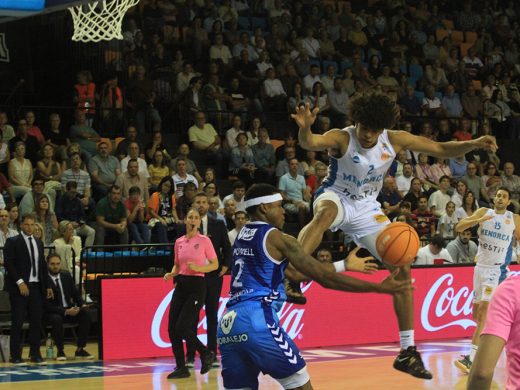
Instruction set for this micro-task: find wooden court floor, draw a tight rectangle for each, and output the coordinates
[0,340,507,389]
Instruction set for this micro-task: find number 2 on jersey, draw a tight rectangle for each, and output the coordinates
[232,258,245,288]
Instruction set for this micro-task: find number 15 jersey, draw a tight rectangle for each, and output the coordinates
[476,209,516,266]
[227,221,287,308]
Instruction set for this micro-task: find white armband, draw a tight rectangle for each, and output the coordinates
[333,260,346,273]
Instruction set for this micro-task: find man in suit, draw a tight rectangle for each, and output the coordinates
[186,192,232,367]
[44,253,93,361]
[4,213,51,365]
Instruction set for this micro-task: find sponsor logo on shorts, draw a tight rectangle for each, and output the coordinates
[217,333,248,345]
[374,214,389,224]
[220,310,237,335]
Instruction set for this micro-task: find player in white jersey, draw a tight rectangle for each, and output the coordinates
[291,94,497,380]
[453,188,520,374]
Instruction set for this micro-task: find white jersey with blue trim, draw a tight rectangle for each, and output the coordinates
[320,126,396,205]
[476,209,516,266]
[227,221,287,308]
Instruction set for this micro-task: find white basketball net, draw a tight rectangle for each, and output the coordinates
[69,0,140,42]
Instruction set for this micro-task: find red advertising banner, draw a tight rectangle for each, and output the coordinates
[101,265,520,360]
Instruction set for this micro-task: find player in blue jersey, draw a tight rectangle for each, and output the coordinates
[454,188,520,374]
[291,94,498,379]
[218,183,411,390]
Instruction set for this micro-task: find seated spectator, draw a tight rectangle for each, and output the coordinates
[88,141,121,201]
[326,77,349,128]
[35,193,58,246]
[422,85,447,117]
[94,185,128,245]
[183,76,205,114]
[415,235,453,265]
[246,117,267,146]
[430,157,452,184]
[463,162,490,205]
[481,162,502,203]
[0,111,15,143]
[287,82,310,114]
[125,65,161,134]
[437,201,458,238]
[116,126,139,161]
[410,195,437,239]
[9,119,40,165]
[209,33,233,65]
[202,73,231,128]
[0,126,10,173]
[263,68,287,112]
[316,248,333,263]
[274,132,305,162]
[115,158,149,202]
[227,211,248,246]
[172,158,198,199]
[377,176,402,219]
[55,181,95,248]
[7,203,19,231]
[204,183,223,208]
[225,115,245,151]
[442,84,463,117]
[389,150,409,178]
[176,61,199,96]
[53,220,81,281]
[377,66,399,96]
[148,150,169,192]
[223,197,236,230]
[278,158,311,228]
[125,186,151,245]
[175,181,197,221]
[461,84,483,120]
[321,64,337,93]
[303,65,321,94]
[455,191,479,224]
[230,133,270,186]
[60,153,93,210]
[144,131,171,164]
[424,61,449,91]
[341,68,356,97]
[201,167,217,187]
[436,119,453,143]
[501,162,520,213]
[69,110,100,160]
[404,178,426,211]
[0,208,18,287]
[415,152,438,189]
[428,175,452,217]
[446,229,478,264]
[169,144,202,183]
[208,196,226,226]
[25,111,44,145]
[396,162,414,197]
[188,111,224,176]
[35,143,62,198]
[449,155,469,181]
[147,176,179,243]
[467,121,500,174]
[99,73,124,135]
[451,180,470,208]
[120,142,150,180]
[44,253,93,361]
[485,89,520,139]
[393,201,413,223]
[8,142,33,199]
[399,85,422,117]
[19,179,55,218]
[275,146,305,181]
[462,47,483,79]
[235,49,261,96]
[222,180,246,212]
[453,117,473,141]
[308,82,329,111]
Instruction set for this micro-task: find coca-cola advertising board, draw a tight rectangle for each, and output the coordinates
[100,265,520,360]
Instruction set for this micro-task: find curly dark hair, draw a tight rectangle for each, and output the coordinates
[348,93,397,130]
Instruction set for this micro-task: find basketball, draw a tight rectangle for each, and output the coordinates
[376,222,420,266]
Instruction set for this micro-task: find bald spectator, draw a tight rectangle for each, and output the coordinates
[170,144,202,183]
[121,142,150,179]
[223,198,236,230]
[316,248,333,263]
[501,162,520,212]
[89,141,121,201]
[396,163,414,197]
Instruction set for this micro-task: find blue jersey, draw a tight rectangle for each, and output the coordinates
[227,221,287,308]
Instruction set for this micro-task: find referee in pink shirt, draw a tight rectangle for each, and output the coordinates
[164,208,218,379]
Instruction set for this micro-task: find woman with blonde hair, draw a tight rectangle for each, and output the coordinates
[53,220,82,283]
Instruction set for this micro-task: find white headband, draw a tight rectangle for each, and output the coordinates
[244,193,283,208]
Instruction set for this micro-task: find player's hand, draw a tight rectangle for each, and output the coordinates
[378,269,413,294]
[18,283,29,297]
[290,103,319,129]
[473,135,498,153]
[219,266,229,277]
[345,247,378,274]
[163,272,176,281]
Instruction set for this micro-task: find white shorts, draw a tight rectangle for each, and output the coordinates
[473,264,503,303]
[313,189,390,244]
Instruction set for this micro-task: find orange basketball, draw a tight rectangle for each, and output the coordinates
[376,222,420,267]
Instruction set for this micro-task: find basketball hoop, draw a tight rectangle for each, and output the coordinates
[69,0,140,43]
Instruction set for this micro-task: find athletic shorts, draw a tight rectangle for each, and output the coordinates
[473,264,507,303]
[218,301,308,390]
[314,188,390,244]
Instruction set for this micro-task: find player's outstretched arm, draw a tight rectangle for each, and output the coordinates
[269,230,409,294]
[455,208,490,233]
[291,103,345,151]
[389,131,498,159]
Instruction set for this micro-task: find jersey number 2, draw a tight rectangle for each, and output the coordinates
[232,258,245,288]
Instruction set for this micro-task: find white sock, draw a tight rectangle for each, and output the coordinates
[399,330,415,350]
[469,344,478,361]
